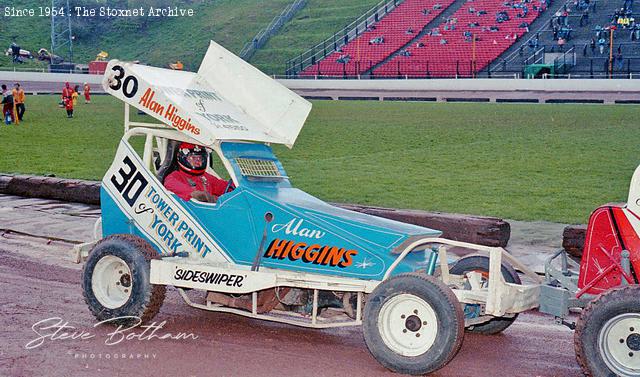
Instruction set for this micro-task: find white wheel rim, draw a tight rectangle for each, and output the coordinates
[598,313,640,376]
[91,255,132,309]
[378,293,438,357]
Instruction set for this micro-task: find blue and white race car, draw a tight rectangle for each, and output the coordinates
[77,41,541,375]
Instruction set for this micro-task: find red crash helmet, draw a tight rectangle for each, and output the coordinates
[177,142,208,174]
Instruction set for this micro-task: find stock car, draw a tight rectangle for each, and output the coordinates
[75,41,540,375]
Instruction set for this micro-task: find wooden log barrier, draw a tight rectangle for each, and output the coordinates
[0,174,101,205]
[562,225,586,259]
[338,204,510,247]
[0,174,511,247]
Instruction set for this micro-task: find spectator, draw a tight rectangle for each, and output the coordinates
[62,82,74,118]
[559,26,573,40]
[580,9,589,26]
[616,50,624,70]
[12,83,25,122]
[558,36,566,51]
[83,83,91,104]
[440,38,448,44]
[598,37,606,54]
[561,10,569,26]
[590,37,596,53]
[421,8,431,15]
[72,85,80,107]
[1,84,14,124]
[496,10,510,22]
[406,27,414,34]
[336,54,351,63]
[433,3,442,10]
[529,35,540,49]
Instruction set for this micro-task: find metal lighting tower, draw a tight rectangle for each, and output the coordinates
[51,0,73,63]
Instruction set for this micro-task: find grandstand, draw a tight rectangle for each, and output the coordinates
[288,0,640,78]
[492,0,640,78]
[293,0,549,77]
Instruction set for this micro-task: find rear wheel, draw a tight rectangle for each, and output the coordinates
[363,273,464,375]
[82,234,166,326]
[575,285,640,377]
[449,255,521,335]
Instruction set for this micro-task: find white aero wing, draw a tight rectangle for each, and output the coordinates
[102,42,311,147]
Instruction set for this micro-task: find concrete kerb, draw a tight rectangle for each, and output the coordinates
[0,174,511,247]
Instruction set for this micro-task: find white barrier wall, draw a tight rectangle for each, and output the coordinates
[0,70,636,94]
[277,78,640,93]
[0,71,103,84]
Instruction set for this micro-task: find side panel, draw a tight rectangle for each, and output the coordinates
[578,206,630,294]
[101,140,230,263]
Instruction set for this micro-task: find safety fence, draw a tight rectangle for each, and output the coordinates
[239,0,307,61]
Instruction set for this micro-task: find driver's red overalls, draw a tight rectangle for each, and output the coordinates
[164,170,229,201]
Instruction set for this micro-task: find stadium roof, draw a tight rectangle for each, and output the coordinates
[102,41,312,148]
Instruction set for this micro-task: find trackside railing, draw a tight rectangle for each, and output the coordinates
[240,0,307,61]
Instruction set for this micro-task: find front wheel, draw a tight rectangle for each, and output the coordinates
[82,234,166,326]
[363,273,465,375]
[575,285,640,377]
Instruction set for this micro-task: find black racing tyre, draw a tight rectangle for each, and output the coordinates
[363,273,465,375]
[449,255,521,335]
[575,285,640,377]
[82,234,166,326]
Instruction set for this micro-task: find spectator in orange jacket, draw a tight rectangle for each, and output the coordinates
[12,83,25,122]
[62,82,74,118]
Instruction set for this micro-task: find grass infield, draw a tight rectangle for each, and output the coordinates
[1,95,638,224]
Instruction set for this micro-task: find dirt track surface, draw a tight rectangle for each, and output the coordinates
[0,195,583,377]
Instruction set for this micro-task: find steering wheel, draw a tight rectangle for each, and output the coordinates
[223,179,234,194]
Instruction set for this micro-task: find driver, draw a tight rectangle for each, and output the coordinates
[164,142,230,202]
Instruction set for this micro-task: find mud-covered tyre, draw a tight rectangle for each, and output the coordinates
[449,255,521,335]
[363,273,465,375]
[575,285,640,377]
[82,234,166,326]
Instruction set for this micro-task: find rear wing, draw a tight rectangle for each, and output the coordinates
[102,41,312,148]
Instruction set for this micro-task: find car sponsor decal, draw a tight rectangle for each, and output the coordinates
[263,238,358,268]
[271,218,326,239]
[174,269,244,287]
[138,88,201,135]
